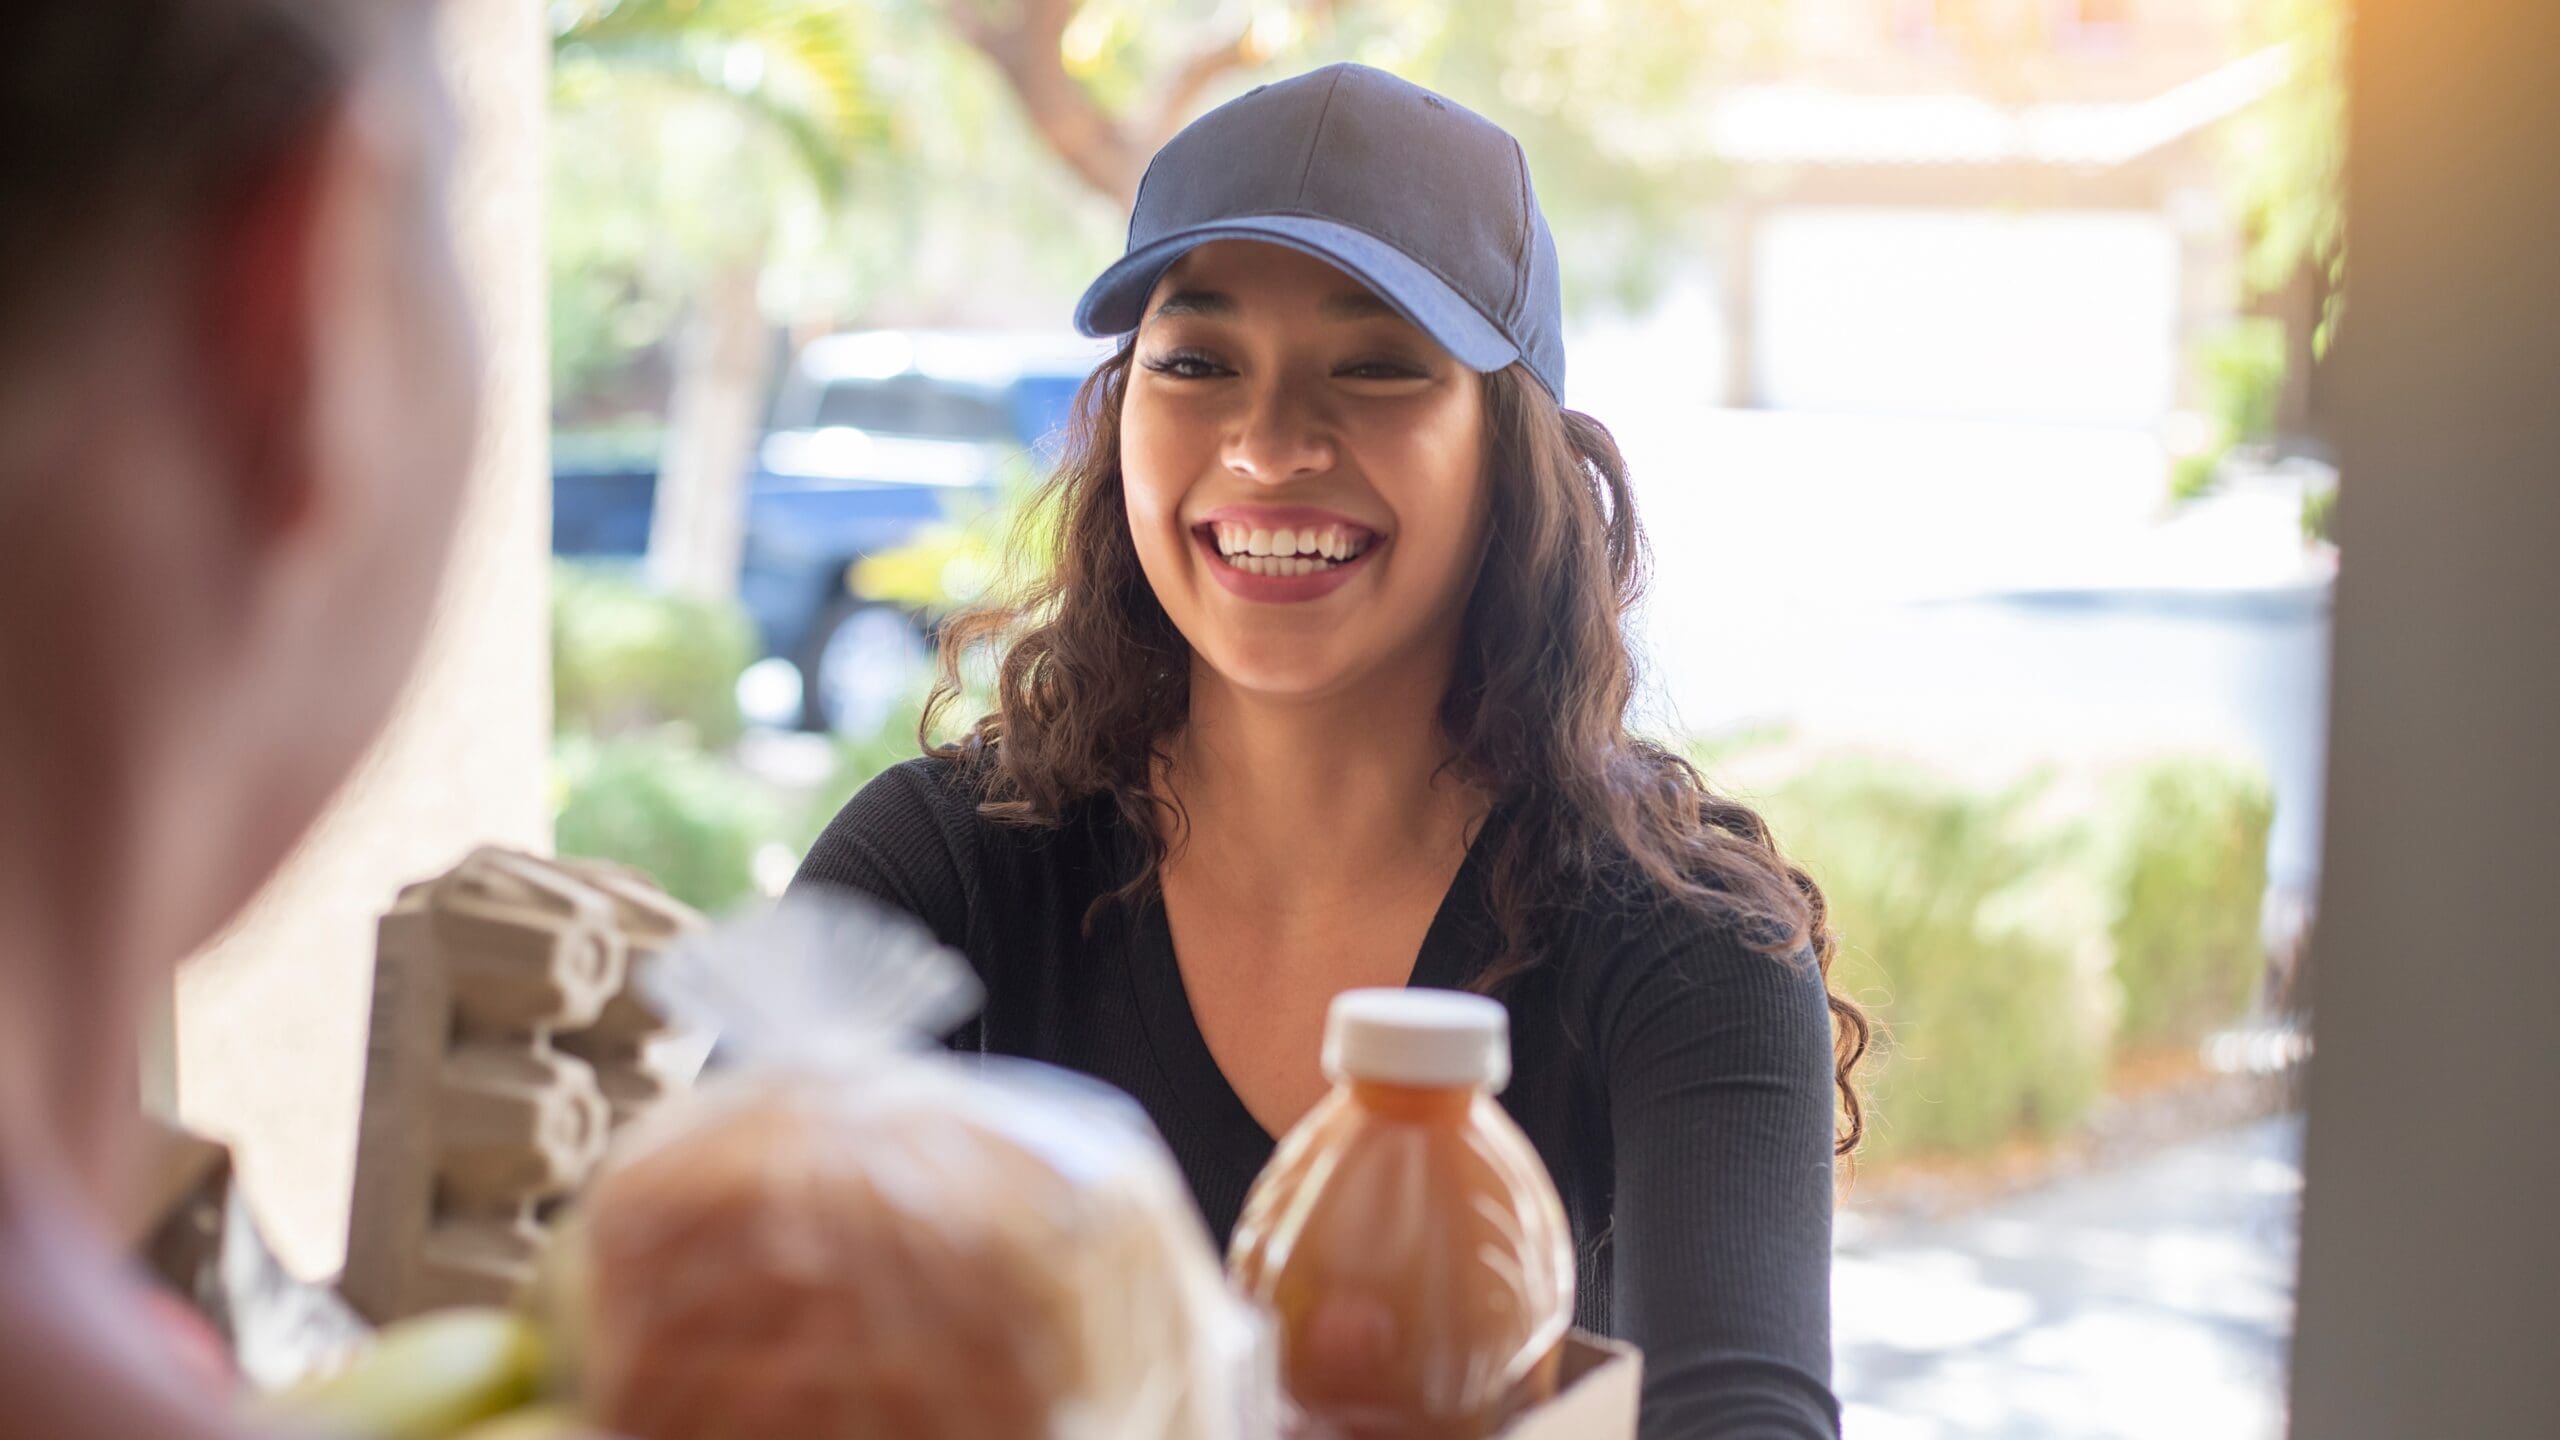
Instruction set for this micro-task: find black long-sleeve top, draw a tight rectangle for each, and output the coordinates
[791,755,1842,1438]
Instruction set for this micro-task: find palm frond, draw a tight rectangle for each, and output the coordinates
[555,0,879,207]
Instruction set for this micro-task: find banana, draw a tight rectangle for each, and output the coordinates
[445,1403,599,1440]
[258,1306,549,1440]
[523,1212,593,1401]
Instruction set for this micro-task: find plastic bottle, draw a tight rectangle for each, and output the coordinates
[1229,989,1574,1439]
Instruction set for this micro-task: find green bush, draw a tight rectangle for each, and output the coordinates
[2197,318,2287,448]
[2108,759,2274,1045]
[553,732,786,914]
[775,715,932,858]
[551,562,756,746]
[1759,759,2111,1161]
[2168,320,2288,507]
[2300,481,2337,544]
[2169,447,2226,503]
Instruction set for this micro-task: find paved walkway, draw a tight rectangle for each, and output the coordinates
[1835,1118,2303,1439]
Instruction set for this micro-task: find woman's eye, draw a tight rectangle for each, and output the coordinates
[1338,359,1427,381]
[1142,351,1229,379]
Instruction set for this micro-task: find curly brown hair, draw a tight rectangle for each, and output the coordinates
[921,347,1869,1156]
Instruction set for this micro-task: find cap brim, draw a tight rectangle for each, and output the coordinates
[1073,215,1522,377]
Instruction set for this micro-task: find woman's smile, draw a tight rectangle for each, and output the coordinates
[1191,504,1386,602]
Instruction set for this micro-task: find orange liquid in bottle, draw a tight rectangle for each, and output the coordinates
[1229,990,1574,1440]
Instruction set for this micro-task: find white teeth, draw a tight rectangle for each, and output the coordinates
[1207,520,1378,568]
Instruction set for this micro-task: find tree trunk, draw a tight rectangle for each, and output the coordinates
[1718,201,1762,409]
[942,0,1349,211]
[649,253,769,600]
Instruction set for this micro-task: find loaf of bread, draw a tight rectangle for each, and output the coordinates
[571,1063,1261,1440]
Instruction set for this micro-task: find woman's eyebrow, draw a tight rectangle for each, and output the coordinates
[1147,289,1398,322]
[1149,288,1232,319]
[1321,292,1398,321]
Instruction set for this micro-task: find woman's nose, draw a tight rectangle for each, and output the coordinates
[1221,379,1337,485]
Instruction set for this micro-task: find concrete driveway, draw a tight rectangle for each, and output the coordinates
[1835,1119,2303,1439]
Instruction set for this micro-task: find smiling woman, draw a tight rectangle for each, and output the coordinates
[794,63,1864,1440]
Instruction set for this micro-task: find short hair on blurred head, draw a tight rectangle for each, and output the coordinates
[0,0,378,355]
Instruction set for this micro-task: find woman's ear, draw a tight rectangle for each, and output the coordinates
[194,115,340,541]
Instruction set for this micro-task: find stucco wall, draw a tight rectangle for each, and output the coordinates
[174,0,551,1281]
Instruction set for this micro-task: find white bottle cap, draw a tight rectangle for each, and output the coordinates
[1321,988,1512,1092]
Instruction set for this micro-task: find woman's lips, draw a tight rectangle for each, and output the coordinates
[1192,525,1379,603]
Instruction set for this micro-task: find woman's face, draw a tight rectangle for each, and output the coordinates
[1120,241,1489,704]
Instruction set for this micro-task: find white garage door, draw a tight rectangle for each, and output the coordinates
[1754,207,2180,425]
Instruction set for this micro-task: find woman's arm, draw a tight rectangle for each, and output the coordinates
[1597,916,1843,1439]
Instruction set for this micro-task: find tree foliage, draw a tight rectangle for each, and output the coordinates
[556,0,877,205]
[938,0,1785,314]
[2226,0,2347,349]
[1324,0,1783,311]
[549,0,1799,422]
[549,0,885,414]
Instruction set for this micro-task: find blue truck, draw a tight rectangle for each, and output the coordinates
[554,330,1110,732]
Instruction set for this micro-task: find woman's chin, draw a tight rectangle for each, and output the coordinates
[1192,641,1369,706]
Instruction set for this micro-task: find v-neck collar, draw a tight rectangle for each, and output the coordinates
[1119,807,1507,1171]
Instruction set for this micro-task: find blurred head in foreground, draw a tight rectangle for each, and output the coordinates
[0,0,473,1199]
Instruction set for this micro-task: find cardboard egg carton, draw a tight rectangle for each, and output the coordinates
[1499,1333,1642,1439]
[340,847,702,1324]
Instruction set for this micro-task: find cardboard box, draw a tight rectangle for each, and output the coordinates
[1497,1331,1644,1439]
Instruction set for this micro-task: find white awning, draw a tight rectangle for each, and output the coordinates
[1707,45,2294,169]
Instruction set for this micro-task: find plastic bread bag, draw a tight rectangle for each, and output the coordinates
[544,892,1272,1440]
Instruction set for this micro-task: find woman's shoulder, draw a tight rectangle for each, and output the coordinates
[1561,869,1802,968]
[834,749,1115,847]
[814,752,986,859]
[795,750,1119,935]
[794,752,1031,935]
[1538,859,1831,1053]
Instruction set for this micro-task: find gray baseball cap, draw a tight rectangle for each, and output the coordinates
[1074,63,1566,400]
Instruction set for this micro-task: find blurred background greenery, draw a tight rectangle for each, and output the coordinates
[1713,742,2274,1163]
[551,560,917,914]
